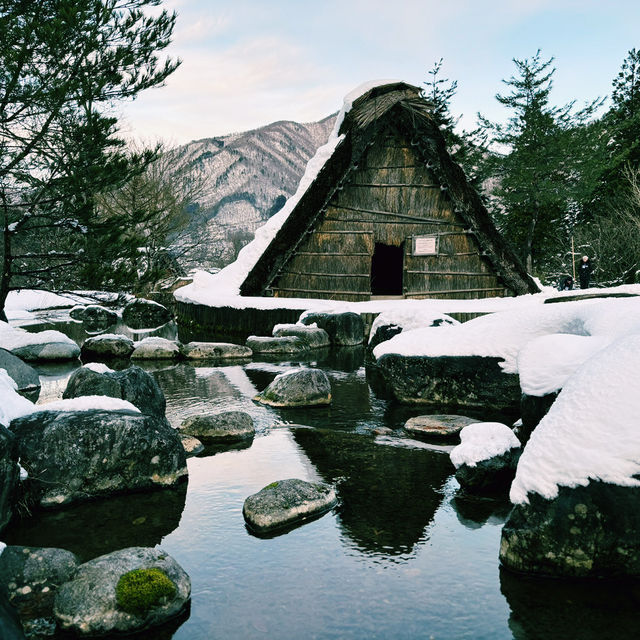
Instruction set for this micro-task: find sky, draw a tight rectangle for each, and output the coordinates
[119,0,640,146]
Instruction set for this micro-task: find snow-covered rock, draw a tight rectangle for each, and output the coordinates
[182,341,252,359]
[0,349,40,399]
[130,337,182,360]
[450,423,521,495]
[272,324,330,349]
[501,335,640,578]
[63,365,167,421]
[1,321,79,362]
[300,312,364,346]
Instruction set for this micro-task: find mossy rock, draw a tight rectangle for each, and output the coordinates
[116,567,176,615]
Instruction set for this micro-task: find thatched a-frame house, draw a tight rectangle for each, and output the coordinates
[240,82,538,301]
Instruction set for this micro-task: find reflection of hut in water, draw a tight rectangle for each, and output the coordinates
[292,428,452,557]
[239,82,538,302]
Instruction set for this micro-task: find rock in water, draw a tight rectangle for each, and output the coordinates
[81,334,134,359]
[376,354,521,411]
[254,369,331,407]
[9,331,80,362]
[182,342,252,359]
[0,349,40,399]
[500,482,640,578]
[300,312,364,346]
[10,409,187,509]
[0,425,19,532]
[122,299,172,330]
[54,547,190,636]
[450,422,521,495]
[272,324,330,349]
[130,337,182,360]
[63,365,167,421]
[245,336,307,354]
[179,411,254,443]
[243,478,337,533]
[404,414,477,441]
[0,546,78,635]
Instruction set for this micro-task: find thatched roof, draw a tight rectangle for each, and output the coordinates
[240,82,539,297]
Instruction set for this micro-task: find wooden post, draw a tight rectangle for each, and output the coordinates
[571,236,576,281]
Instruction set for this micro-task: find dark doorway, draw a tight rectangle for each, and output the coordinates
[371,243,404,295]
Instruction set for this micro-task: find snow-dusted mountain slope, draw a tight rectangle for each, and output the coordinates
[170,114,336,270]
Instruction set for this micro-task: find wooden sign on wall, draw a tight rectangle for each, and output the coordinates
[412,235,439,256]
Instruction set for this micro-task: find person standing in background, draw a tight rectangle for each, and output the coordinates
[579,256,593,289]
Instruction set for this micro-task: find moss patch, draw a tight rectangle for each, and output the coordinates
[116,567,176,615]
[264,481,279,490]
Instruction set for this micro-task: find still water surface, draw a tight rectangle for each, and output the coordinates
[6,315,640,639]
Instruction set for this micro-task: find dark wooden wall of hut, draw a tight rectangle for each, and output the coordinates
[269,126,510,301]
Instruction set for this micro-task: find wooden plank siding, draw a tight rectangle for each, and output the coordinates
[271,127,510,300]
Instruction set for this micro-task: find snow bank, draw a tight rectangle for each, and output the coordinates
[5,289,86,312]
[517,334,611,396]
[450,422,520,469]
[0,321,78,351]
[31,396,140,414]
[374,297,640,373]
[510,334,640,504]
[0,369,35,427]
[368,309,458,343]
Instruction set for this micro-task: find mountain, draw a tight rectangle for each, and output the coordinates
[169,114,337,271]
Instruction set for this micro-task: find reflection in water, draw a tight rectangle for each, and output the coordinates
[451,494,513,530]
[500,568,640,639]
[3,482,188,563]
[292,428,452,558]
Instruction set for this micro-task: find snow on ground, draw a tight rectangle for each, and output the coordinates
[0,320,78,351]
[517,334,612,396]
[450,422,521,469]
[373,296,640,374]
[6,289,90,312]
[510,334,640,504]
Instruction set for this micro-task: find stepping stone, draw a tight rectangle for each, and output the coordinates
[404,414,477,441]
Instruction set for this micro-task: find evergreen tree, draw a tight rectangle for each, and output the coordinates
[0,0,179,320]
[423,59,486,188]
[479,51,601,274]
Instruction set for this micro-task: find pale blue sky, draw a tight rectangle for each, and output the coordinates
[119,0,640,145]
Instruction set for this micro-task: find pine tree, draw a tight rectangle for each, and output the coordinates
[479,51,601,274]
[0,0,180,320]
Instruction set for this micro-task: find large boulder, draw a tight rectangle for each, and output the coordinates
[272,324,330,349]
[243,478,337,534]
[131,337,182,360]
[63,365,166,421]
[10,409,187,509]
[404,414,477,441]
[122,299,172,330]
[0,545,79,637]
[182,342,252,360]
[450,422,521,495]
[300,312,364,346]
[178,411,254,443]
[246,336,307,354]
[54,547,190,636]
[376,354,521,412]
[0,426,19,532]
[254,369,331,407]
[500,481,640,578]
[8,330,80,362]
[81,334,135,359]
[0,349,40,400]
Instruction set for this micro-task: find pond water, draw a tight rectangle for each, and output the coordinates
[5,314,640,639]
